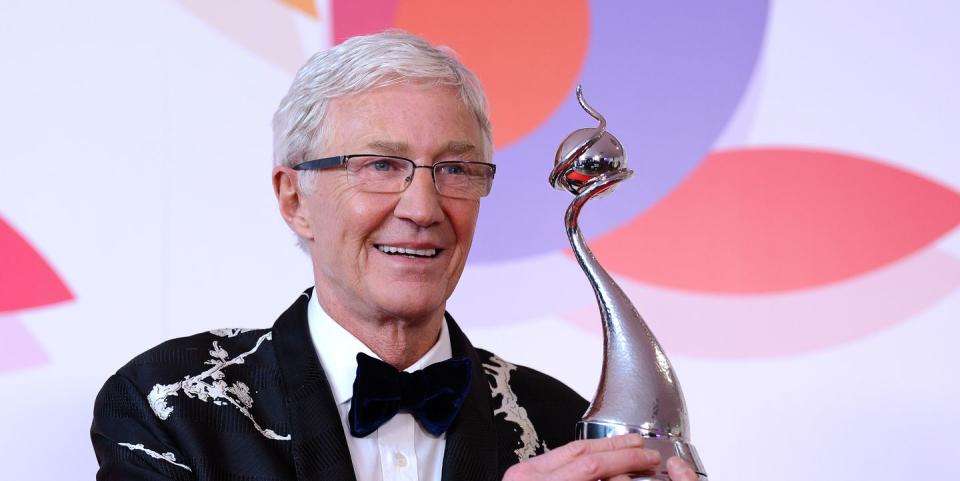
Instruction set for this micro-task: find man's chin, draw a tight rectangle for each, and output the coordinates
[370,294,448,323]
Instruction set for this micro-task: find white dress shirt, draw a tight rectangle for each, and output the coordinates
[307,292,451,481]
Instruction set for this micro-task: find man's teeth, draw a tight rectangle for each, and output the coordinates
[377,245,438,257]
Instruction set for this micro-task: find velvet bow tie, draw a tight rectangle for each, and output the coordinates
[348,352,472,438]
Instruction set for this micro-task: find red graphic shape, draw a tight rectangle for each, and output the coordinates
[0,216,73,312]
[394,0,589,148]
[589,148,960,293]
[332,0,399,44]
[563,247,960,358]
[0,315,49,372]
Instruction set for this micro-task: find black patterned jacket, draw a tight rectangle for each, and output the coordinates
[91,290,588,480]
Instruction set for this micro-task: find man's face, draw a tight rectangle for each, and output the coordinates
[294,83,486,323]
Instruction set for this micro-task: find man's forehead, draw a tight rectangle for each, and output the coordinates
[322,84,489,160]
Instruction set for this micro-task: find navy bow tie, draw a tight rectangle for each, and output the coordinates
[348,352,472,438]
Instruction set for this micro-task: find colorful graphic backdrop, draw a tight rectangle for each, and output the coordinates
[1,1,958,479]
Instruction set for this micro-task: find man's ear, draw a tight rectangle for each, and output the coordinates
[272,166,314,240]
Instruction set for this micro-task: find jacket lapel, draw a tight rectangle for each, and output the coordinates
[272,289,357,481]
[271,293,499,481]
[441,314,501,481]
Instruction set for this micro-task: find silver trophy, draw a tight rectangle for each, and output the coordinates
[549,86,707,480]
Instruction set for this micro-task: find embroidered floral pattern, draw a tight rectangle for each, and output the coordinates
[483,354,546,460]
[209,328,254,338]
[118,442,192,471]
[147,332,291,441]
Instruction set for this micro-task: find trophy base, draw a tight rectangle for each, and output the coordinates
[576,421,708,481]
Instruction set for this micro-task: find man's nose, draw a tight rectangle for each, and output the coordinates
[394,166,444,226]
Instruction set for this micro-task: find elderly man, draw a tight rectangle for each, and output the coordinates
[91,31,697,481]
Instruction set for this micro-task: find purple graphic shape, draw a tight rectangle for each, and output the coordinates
[0,316,49,372]
[471,0,769,261]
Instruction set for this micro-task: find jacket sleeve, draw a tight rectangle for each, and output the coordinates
[91,373,195,481]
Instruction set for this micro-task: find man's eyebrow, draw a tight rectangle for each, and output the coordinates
[445,142,478,156]
[363,140,479,157]
[365,141,410,156]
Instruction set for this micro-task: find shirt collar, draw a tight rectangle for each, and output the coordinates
[307,289,453,406]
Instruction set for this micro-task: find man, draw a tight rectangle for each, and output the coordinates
[91,31,698,481]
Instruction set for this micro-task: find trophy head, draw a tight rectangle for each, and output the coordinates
[553,127,627,195]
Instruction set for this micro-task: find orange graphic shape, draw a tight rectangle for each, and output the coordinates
[587,148,960,293]
[395,0,589,148]
[279,0,319,18]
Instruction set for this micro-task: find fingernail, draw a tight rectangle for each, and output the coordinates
[625,434,644,447]
[667,456,686,471]
[668,456,697,479]
[644,449,662,464]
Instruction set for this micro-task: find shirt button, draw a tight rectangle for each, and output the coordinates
[395,452,408,468]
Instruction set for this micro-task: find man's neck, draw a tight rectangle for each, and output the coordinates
[311,286,444,370]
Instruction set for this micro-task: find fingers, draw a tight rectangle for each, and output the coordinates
[524,434,646,471]
[554,445,661,481]
[667,456,699,481]
[502,434,663,481]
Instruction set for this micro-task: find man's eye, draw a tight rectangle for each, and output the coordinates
[358,158,400,172]
[371,160,393,171]
[440,164,467,175]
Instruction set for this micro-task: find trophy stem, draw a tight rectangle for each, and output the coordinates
[565,177,707,480]
[564,172,688,436]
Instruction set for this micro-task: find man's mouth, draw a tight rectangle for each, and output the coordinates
[375,244,440,258]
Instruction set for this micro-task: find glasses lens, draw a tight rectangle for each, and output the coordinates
[435,162,495,199]
[345,156,413,193]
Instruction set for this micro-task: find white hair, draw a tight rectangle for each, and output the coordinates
[272,30,492,186]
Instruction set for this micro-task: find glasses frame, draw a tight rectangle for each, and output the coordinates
[291,154,497,199]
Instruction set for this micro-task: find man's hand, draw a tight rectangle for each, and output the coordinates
[502,434,699,481]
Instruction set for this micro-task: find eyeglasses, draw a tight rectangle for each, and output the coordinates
[292,154,496,200]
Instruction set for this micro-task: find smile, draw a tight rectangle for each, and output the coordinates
[375,244,440,258]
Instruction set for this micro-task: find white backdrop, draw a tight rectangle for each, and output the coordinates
[1,1,958,480]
